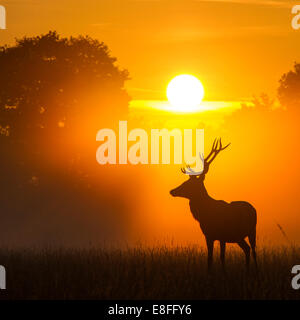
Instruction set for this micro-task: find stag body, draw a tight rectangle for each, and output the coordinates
[170,139,257,272]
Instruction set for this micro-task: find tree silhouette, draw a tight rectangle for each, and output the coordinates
[0,31,130,143]
[278,62,300,111]
[0,32,131,245]
[0,30,131,193]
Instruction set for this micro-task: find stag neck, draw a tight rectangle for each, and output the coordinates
[188,186,214,221]
[190,181,211,201]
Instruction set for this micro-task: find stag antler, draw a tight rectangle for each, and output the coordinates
[181,157,204,176]
[181,138,230,176]
[204,138,230,166]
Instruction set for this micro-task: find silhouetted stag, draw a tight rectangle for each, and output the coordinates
[170,139,257,272]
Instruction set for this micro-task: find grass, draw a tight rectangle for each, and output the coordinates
[0,245,300,300]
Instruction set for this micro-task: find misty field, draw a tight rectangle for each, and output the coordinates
[0,245,300,300]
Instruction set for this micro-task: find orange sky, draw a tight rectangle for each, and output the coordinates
[1,0,300,101]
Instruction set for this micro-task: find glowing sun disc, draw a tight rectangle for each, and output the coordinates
[167,75,205,111]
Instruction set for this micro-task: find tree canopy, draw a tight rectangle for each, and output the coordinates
[0,31,130,141]
[278,62,300,111]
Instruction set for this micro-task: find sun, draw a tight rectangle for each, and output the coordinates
[167,75,205,112]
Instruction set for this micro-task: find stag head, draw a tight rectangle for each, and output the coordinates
[170,138,230,199]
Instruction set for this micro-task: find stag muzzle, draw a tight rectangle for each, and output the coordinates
[170,188,178,197]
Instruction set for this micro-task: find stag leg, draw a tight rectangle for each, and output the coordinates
[237,239,250,272]
[220,241,226,272]
[252,249,257,269]
[248,230,258,271]
[205,237,214,273]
